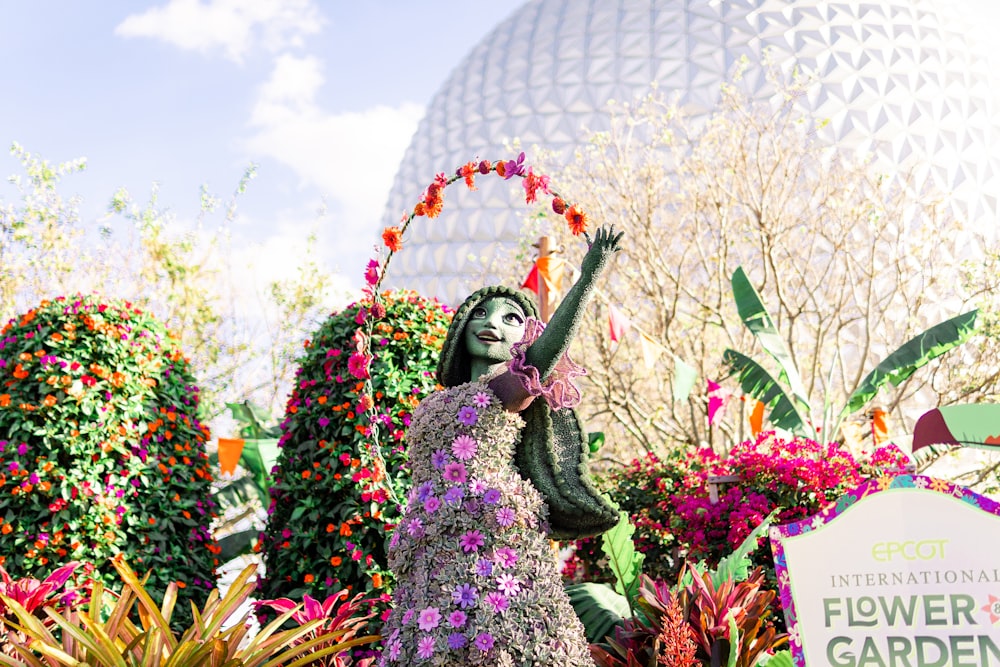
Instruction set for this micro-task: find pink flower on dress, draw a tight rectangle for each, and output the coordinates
[460,530,485,553]
[443,462,468,484]
[494,547,518,568]
[496,573,522,596]
[472,391,492,408]
[448,609,468,627]
[474,632,495,652]
[452,435,478,460]
[417,607,442,631]
[417,635,436,659]
[484,591,509,614]
[495,506,516,527]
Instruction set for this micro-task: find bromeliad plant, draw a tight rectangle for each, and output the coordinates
[0,295,219,628]
[724,266,978,441]
[0,555,378,667]
[256,291,452,634]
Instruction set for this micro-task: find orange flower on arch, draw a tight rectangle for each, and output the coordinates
[382,226,403,252]
[565,204,588,236]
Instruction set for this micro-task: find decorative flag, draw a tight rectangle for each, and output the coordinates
[536,255,565,292]
[707,379,731,426]
[870,407,888,445]
[749,399,765,436]
[521,264,539,294]
[218,437,245,476]
[639,332,661,369]
[672,358,697,401]
[608,304,632,342]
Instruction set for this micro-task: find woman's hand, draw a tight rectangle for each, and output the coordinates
[581,225,624,277]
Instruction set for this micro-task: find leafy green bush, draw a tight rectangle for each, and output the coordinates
[256,291,451,621]
[0,295,219,623]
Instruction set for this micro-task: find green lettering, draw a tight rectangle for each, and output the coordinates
[922,595,947,626]
[886,636,913,667]
[828,636,857,667]
[825,597,844,627]
[980,634,1000,665]
[949,636,977,667]
[858,637,888,667]
[915,636,947,667]
[880,595,917,626]
[950,594,976,625]
[849,596,878,627]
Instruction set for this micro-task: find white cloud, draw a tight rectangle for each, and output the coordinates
[115,0,324,63]
[243,54,425,264]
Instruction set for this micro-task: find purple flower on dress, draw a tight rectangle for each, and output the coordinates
[496,573,522,596]
[417,607,442,631]
[407,517,425,537]
[472,391,492,408]
[494,547,518,568]
[484,591,509,614]
[416,481,434,502]
[443,462,467,484]
[423,496,441,514]
[475,558,493,577]
[402,609,415,625]
[495,506,516,527]
[456,406,478,425]
[459,530,484,553]
[474,632,495,652]
[417,635,436,659]
[444,486,464,505]
[482,488,501,505]
[448,610,468,628]
[451,435,478,460]
[448,632,468,649]
[452,583,479,609]
[431,449,449,469]
[386,639,401,661]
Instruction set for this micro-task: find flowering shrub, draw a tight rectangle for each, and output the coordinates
[256,291,451,631]
[0,295,219,626]
[571,432,908,584]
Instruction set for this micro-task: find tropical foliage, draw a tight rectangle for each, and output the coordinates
[256,291,452,636]
[0,555,377,666]
[0,295,219,627]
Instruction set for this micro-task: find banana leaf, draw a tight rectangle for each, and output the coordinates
[731,267,810,414]
[601,512,645,614]
[841,310,978,417]
[565,582,630,643]
[723,349,809,436]
[240,438,280,503]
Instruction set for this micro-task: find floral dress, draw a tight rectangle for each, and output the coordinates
[379,380,593,666]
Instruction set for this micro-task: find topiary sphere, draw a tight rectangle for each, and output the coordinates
[256,290,452,615]
[0,295,219,620]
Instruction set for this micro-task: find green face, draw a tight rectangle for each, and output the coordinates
[463,296,528,367]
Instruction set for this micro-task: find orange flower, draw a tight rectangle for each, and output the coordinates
[43,394,57,407]
[382,226,403,252]
[304,573,314,583]
[330,556,342,566]
[565,204,588,236]
[0,394,9,407]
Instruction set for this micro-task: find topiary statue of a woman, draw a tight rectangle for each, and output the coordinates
[378,225,623,666]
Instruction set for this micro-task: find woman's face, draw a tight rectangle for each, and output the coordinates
[463,296,528,365]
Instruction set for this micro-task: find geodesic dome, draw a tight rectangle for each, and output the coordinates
[381,0,1000,303]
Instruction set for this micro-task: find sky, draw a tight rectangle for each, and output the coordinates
[0,1,522,304]
[4,0,1000,309]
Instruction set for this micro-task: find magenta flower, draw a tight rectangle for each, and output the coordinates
[494,547,518,568]
[423,496,441,514]
[472,391,492,408]
[443,462,468,484]
[459,530,485,553]
[417,635,436,659]
[495,506,516,527]
[448,609,468,627]
[417,606,442,631]
[456,406,478,426]
[402,609,415,624]
[347,352,371,379]
[482,488,501,504]
[452,435,478,460]
[364,259,380,286]
[483,591,509,614]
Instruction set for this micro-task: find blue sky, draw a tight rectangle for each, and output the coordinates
[4,0,1000,303]
[0,1,520,297]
